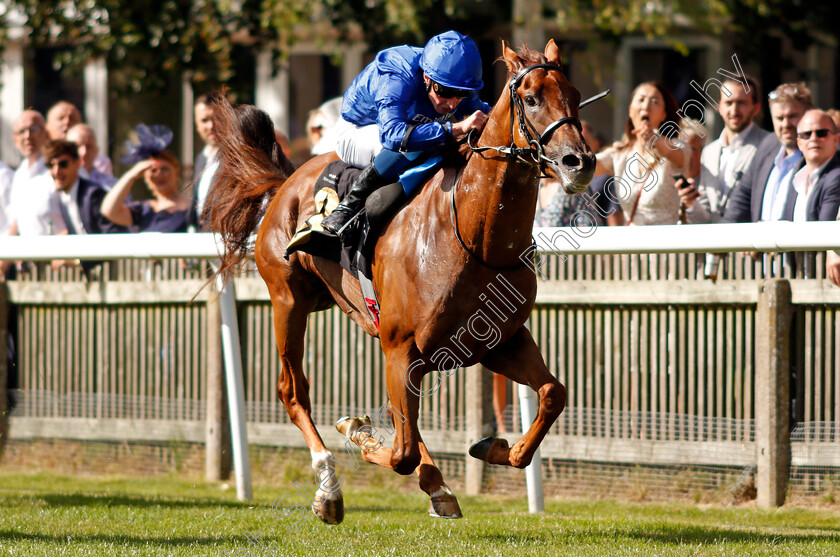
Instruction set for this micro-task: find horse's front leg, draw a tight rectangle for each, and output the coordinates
[417,437,462,518]
[335,345,462,517]
[472,326,566,468]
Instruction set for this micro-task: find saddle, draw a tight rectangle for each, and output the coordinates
[285,160,423,328]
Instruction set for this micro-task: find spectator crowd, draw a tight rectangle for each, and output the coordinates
[537,78,840,284]
[3,73,840,283]
[0,97,228,280]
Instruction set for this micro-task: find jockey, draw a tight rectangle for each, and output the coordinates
[321,30,492,241]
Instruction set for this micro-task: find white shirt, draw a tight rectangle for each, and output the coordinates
[9,172,66,236]
[9,157,67,235]
[195,147,219,218]
[760,147,802,222]
[0,161,14,234]
[59,179,87,235]
[791,158,832,223]
[718,123,755,195]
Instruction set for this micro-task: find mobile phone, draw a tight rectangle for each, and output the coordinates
[672,174,689,189]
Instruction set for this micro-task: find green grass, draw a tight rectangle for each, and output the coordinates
[1,472,839,556]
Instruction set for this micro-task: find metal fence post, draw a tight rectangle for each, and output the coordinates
[755,279,792,507]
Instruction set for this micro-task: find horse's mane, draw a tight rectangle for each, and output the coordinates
[203,93,295,280]
[497,44,553,71]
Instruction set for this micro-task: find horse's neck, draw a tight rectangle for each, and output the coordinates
[455,101,539,267]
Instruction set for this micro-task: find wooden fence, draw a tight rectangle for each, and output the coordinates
[2,253,839,504]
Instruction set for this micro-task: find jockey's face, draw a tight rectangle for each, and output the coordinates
[425,77,463,115]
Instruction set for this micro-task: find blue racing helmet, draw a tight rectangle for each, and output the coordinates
[420,31,484,91]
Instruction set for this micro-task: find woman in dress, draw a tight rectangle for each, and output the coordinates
[102,125,190,232]
[596,82,692,225]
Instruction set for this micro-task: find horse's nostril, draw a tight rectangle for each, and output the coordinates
[562,154,581,168]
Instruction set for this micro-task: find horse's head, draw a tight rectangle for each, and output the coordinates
[501,40,596,193]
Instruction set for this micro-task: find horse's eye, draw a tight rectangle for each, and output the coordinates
[524,96,537,107]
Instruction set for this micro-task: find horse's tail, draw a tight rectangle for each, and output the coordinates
[203,93,296,280]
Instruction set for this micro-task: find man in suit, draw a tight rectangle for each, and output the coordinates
[780,111,840,283]
[782,110,840,223]
[681,75,770,222]
[188,94,220,231]
[781,108,840,280]
[721,83,813,223]
[45,139,126,274]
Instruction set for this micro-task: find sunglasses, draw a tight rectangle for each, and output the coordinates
[768,84,806,102]
[431,81,470,99]
[47,159,72,169]
[797,128,835,140]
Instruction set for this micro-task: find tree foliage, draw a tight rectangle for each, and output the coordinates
[0,0,471,92]
[0,0,835,93]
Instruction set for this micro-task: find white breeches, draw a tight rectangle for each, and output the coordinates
[333,118,383,168]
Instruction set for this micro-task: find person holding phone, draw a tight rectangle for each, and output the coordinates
[595,82,692,225]
[681,75,769,224]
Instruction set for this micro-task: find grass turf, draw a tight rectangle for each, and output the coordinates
[1,472,839,556]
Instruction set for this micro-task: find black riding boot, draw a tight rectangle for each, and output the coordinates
[321,163,387,241]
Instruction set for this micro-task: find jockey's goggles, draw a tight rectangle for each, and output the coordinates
[431,81,471,99]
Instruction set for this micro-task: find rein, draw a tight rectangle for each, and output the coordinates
[468,63,610,177]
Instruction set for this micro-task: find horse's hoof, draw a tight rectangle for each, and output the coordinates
[468,436,496,461]
[428,488,463,519]
[312,492,344,525]
[469,436,511,464]
[335,415,371,438]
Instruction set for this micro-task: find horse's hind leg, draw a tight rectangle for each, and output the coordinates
[473,326,565,468]
[269,286,344,524]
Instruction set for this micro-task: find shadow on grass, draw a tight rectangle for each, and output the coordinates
[0,529,257,549]
[473,523,840,547]
[7,492,249,510]
[623,525,840,545]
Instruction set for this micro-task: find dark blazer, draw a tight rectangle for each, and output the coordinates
[65,178,127,276]
[721,134,805,223]
[187,151,208,230]
[779,154,840,278]
[781,154,840,222]
[75,178,127,235]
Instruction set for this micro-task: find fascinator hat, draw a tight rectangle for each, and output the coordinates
[120,124,174,165]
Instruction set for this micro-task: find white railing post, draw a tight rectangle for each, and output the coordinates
[518,382,545,513]
[216,275,252,501]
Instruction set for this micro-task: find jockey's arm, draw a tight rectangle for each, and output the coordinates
[377,96,453,152]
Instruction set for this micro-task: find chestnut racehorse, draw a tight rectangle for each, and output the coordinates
[208,40,595,522]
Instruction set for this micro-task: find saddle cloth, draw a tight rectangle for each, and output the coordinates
[284,160,382,327]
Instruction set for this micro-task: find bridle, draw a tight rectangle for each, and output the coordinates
[468,62,610,177]
[453,62,609,271]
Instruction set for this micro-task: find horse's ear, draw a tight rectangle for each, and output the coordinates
[501,40,524,75]
[544,39,563,68]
